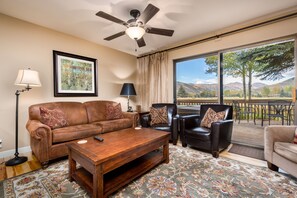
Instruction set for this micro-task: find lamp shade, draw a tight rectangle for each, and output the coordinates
[125,26,145,40]
[15,69,41,87]
[120,83,136,96]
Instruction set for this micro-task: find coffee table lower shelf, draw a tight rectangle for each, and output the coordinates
[71,150,164,197]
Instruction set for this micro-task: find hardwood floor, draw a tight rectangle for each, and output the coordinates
[0,144,267,182]
[220,144,266,167]
[0,153,41,181]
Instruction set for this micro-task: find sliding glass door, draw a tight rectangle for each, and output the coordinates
[174,38,295,121]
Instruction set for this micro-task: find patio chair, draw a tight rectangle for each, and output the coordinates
[267,100,292,125]
[233,100,256,124]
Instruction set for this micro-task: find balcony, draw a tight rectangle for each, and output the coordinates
[177,98,294,148]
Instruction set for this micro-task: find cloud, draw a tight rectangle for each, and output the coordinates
[195,78,217,84]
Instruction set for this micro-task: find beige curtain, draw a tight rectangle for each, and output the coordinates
[136,52,169,111]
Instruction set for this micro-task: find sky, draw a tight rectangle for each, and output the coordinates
[176,57,295,85]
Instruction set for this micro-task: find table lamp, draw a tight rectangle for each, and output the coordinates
[120,83,136,112]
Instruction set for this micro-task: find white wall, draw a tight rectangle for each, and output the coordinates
[167,17,297,102]
[0,14,137,153]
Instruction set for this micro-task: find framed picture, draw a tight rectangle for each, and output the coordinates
[53,50,98,97]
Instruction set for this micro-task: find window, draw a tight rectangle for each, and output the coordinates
[174,54,219,106]
[222,39,295,102]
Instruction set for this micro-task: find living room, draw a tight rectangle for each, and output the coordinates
[1,0,297,197]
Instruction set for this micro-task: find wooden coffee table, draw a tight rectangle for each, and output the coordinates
[66,127,170,198]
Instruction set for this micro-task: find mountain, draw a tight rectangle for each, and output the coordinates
[177,77,294,96]
[252,82,266,89]
[223,82,242,90]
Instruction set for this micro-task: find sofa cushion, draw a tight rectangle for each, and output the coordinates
[201,108,225,128]
[106,103,124,120]
[150,106,168,126]
[52,124,102,143]
[29,102,89,126]
[95,118,133,133]
[274,142,297,163]
[84,100,120,122]
[39,107,68,129]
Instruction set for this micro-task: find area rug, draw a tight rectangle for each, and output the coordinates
[229,143,265,160]
[1,145,297,197]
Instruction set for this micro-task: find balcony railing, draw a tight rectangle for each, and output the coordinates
[177,98,294,124]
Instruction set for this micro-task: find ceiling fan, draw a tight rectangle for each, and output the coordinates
[96,4,174,48]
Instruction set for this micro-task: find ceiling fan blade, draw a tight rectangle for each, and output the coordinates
[139,4,159,24]
[136,37,146,47]
[146,27,174,36]
[104,31,126,41]
[96,11,127,26]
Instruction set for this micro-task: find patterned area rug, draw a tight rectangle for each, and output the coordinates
[1,145,297,197]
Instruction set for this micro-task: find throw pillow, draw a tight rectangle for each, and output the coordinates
[150,106,168,126]
[293,128,297,144]
[200,108,226,128]
[39,107,68,129]
[106,103,124,120]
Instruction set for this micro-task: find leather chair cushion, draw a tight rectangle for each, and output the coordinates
[53,124,102,143]
[151,125,171,132]
[185,127,211,141]
[95,118,133,133]
[274,142,297,163]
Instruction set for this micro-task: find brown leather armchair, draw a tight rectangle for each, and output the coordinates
[140,103,178,145]
[180,104,233,157]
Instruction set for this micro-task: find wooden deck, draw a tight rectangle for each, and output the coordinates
[231,118,293,148]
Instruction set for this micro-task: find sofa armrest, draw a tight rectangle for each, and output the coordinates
[26,120,53,164]
[172,116,179,145]
[122,112,139,127]
[264,125,296,162]
[180,115,200,144]
[26,120,51,140]
[211,120,233,151]
[180,115,200,130]
[139,113,150,127]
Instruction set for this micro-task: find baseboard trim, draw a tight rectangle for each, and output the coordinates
[0,146,31,158]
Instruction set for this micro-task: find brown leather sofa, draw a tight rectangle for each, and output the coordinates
[26,100,138,167]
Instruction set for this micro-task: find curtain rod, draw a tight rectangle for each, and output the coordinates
[137,11,297,59]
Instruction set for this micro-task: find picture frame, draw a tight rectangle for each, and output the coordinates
[53,50,98,97]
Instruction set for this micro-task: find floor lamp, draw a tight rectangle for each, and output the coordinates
[120,83,136,112]
[5,68,41,166]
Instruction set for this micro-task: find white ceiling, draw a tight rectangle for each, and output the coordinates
[1,0,297,56]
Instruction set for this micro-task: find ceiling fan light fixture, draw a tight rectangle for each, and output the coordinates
[125,26,145,40]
